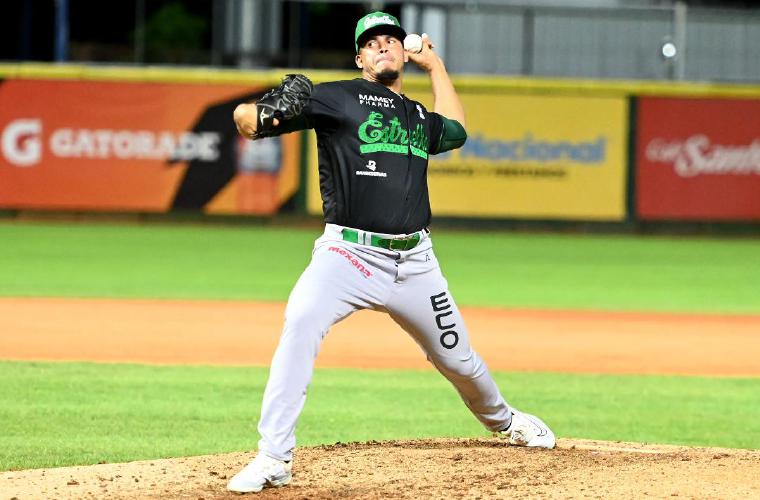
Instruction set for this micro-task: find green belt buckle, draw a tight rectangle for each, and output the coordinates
[342,228,420,251]
[389,239,405,250]
[389,233,420,251]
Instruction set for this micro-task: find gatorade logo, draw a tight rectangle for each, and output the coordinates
[2,119,42,167]
[0,118,221,167]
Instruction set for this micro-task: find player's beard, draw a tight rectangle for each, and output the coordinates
[376,68,399,85]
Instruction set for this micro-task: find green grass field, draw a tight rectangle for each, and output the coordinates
[1,221,759,470]
[1,362,758,471]
[2,221,759,312]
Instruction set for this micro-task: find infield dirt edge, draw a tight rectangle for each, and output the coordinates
[3,297,760,376]
[2,437,759,499]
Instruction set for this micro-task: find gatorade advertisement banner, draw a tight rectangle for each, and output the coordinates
[636,97,760,221]
[307,93,628,221]
[0,78,301,214]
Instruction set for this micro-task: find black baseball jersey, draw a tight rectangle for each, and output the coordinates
[278,79,447,234]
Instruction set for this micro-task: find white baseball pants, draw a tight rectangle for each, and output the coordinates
[256,224,512,461]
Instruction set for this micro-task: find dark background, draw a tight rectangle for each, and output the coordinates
[2,0,754,67]
[0,0,401,68]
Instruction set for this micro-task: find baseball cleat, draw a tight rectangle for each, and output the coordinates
[227,452,293,494]
[498,409,556,449]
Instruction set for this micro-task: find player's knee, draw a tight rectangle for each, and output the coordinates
[432,352,478,381]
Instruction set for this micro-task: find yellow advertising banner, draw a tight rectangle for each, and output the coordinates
[427,94,627,219]
[307,93,628,221]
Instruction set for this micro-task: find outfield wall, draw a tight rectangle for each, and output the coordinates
[636,97,760,222]
[1,63,759,223]
[0,67,302,216]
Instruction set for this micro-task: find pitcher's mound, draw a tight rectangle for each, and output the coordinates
[2,438,759,499]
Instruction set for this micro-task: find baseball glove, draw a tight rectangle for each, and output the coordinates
[252,74,313,139]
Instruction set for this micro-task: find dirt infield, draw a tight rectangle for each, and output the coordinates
[2,438,759,499]
[2,297,759,498]
[2,297,760,376]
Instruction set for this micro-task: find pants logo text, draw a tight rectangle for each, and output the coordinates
[430,291,459,349]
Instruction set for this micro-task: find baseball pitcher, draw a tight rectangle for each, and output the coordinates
[227,11,556,494]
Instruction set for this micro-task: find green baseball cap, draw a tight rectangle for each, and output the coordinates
[354,11,407,53]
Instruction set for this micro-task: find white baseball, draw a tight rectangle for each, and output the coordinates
[404,33,423,53]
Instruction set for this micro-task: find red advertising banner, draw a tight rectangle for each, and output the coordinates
[636,97,760,221]
[0,78,301,215]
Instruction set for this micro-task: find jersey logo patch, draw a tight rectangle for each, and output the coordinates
[358,94,396,108]
[356,159,387,177]
[358,111,429,159]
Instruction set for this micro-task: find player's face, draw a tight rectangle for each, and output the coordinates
[355,34,407,81]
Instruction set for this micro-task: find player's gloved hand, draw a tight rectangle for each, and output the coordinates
[252,74,313,139]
